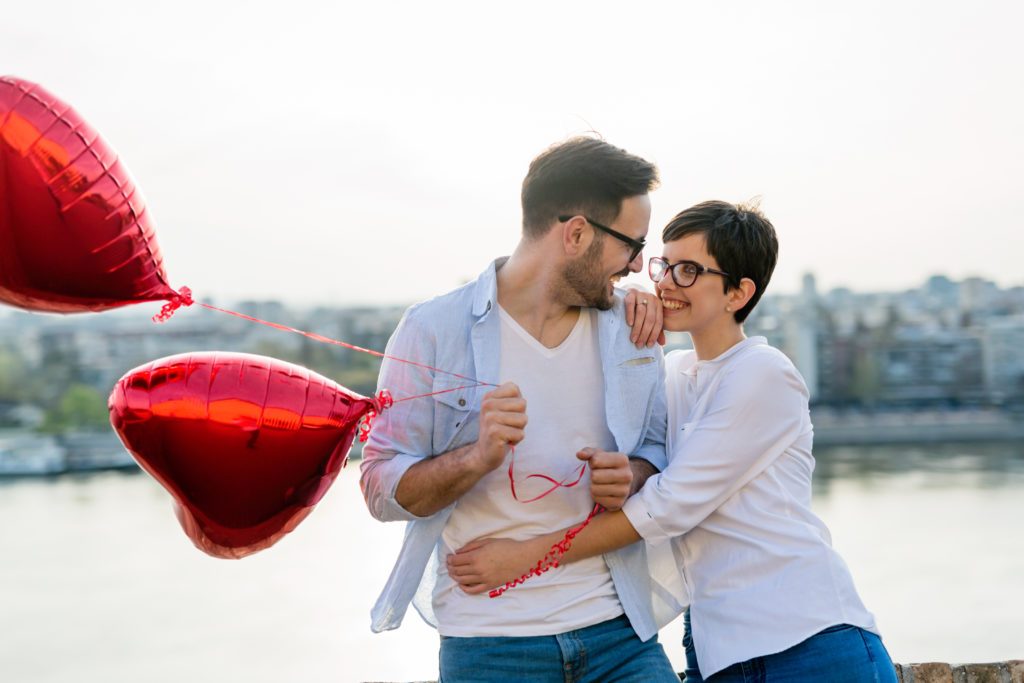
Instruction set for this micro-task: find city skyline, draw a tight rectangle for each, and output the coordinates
[3,1,1022,307]
[0,267,1019,322]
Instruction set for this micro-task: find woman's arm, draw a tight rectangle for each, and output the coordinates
[446,508,642,594]
[448,347,809,593]
[623,349,809,544]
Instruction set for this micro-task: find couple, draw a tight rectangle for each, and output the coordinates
[360,138,896,682]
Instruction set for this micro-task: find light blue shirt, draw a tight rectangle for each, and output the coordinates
[359,258,668,640]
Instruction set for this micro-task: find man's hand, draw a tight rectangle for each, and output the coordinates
[578,447,632,510]
[624,288,666,348]
[470,382,528,474]
[394,381,526,517]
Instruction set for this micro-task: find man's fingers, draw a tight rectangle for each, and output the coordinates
[590,467,632,485]
[481,395,527,416]
[585,449,629,468]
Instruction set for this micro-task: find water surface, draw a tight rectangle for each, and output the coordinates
[1,442,1022,682]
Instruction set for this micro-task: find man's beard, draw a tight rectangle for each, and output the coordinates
[559,239,627,311]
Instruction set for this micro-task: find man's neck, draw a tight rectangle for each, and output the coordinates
[495,247,581,349]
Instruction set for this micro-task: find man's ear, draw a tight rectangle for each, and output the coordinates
[561,215,591,257]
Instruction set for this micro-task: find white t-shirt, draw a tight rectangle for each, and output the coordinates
[433,307,623,636]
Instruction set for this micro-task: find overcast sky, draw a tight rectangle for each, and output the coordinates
[4,0,1022,308]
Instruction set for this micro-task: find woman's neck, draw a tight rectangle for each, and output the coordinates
[690,324,747,361]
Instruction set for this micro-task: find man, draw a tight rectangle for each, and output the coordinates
[360,137,678,681]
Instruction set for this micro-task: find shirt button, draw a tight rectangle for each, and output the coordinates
[458,398,466,407]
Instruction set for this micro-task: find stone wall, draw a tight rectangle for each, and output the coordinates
[894,661,1024,683]
[370,661,1024,683]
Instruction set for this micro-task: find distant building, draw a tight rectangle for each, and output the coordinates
[982,315,1024,402]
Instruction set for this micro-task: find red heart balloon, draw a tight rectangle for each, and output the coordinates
[109,352,376,558]
[0,76,176,313]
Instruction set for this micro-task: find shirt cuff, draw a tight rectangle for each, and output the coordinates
[631,443,668,472]
[376,452,435,522]
[622,487,673,545]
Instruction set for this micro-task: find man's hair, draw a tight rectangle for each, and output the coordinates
[662,199,779,323]
[521,137,659,238]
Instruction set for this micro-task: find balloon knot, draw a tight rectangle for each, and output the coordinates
[373,389,394,412]
[358,390,394,442]
[153,286,194,323]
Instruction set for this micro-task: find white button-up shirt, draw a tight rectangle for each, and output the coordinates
[623,337,880,677]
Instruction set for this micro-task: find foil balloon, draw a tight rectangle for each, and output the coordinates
[0,76,177,313]
[109,352,377,558]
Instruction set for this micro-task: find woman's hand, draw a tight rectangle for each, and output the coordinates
[624,288,665,348]
[447,535,553,594]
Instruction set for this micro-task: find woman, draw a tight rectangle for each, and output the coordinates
[447,200,897,682]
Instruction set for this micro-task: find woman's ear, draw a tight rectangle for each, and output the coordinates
[728,278,757,313]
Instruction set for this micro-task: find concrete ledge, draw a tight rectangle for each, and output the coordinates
[365,661,1024,683]
[895,661,1024,683]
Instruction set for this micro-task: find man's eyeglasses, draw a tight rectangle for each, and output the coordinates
[558,215,646,263]
[648,257,731,288]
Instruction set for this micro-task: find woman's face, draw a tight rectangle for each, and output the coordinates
[654,233,735,334]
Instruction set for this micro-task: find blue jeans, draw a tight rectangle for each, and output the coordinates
[439,614,681,682]
[682,610,897,683]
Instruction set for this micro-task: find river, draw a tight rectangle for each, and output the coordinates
[1,441,1022,682]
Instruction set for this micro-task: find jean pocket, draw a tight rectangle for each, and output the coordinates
[817,623,856,635]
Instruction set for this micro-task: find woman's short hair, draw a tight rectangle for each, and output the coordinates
[662,199,778,323]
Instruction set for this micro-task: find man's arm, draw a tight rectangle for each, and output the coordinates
[394,382,527,517]
[577,448,660,511]
[360,308,529,521]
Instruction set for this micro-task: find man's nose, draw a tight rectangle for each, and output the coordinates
[628,252,643,273]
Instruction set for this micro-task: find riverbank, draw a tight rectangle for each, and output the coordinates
[2,407,1021,476]
[0,429,134,476]
[810,407,1024,446]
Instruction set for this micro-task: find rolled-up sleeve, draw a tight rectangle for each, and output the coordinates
[624,352,809,544]
[359,309,438,523]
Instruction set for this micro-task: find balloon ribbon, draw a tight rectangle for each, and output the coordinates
[156,285,598,594]
[488,503,604,598]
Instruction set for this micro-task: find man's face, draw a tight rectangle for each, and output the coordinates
[561,194,652,310]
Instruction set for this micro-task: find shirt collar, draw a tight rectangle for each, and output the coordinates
[681,336,768,377]
[471,257,508,317]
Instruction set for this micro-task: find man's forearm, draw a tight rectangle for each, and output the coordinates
[628,457,659,496]
[394,442,493,517]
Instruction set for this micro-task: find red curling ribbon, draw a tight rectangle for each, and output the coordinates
[152,286,195,322]
[153,298,497,441]
[156,297,493,388]
[152,296,594,544]
[359,390,395,442]
[508,454,586,504]
[488,503,604,598]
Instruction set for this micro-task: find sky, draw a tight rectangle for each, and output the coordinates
[3,0,1023,309]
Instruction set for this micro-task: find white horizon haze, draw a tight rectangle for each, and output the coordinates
[3,0,1022,310]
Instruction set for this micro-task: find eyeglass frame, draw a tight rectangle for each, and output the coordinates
[648,256,731,288]
[558,214,646,263]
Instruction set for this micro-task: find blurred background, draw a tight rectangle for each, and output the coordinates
[2,1,1022,681]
